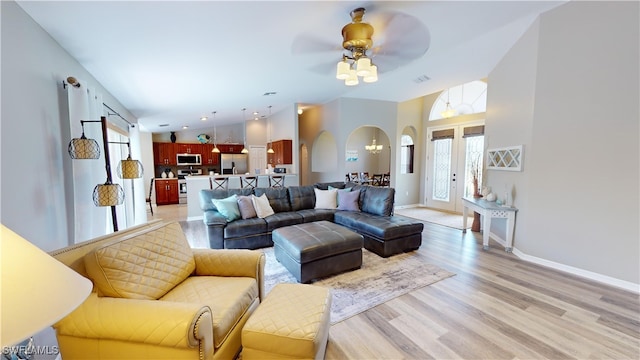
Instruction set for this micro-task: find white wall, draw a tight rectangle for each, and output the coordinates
[1,1,137,250]
[487,1,639,285]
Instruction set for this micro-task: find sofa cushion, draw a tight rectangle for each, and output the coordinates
[288,185,316,211]
[296,209,336,223]
[84,222,195,300]
[361,186,395,216]
[225,218,267,239]
[314,182,346,190]
[237,195,257,219]
[212,195,241,222]
[314,188,337,209]
[263,212,304,231]
[160,276,258,349]
[252,194,275,218]
[254,188,291,213]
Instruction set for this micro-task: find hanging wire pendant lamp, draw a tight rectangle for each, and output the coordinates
[68,122,100,159]
[93,180,125,206]
[117,155,144,179]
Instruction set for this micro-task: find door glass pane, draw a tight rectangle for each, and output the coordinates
[432,138,452,201]
[464,136,484,197]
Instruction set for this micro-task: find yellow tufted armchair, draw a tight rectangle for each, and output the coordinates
[49,220,265,360]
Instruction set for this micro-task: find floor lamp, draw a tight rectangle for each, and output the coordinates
[68,116,143,232]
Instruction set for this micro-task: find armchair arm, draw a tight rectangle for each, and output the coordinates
[192,249,266,300]
[54,292,213,353]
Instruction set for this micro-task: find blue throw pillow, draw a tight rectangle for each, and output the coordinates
[211,194,240,222]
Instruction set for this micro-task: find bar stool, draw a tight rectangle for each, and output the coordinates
[240,176,258,190]
[210,176,229,190]
[269,175,285,188]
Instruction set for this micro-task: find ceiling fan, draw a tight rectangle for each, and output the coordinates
[292,6,431,82]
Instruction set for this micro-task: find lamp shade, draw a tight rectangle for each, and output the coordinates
[212,146,220,153]
[117,157,143,179]
[356,57,372,76]
[0,224,92,347]
[267,147,275,154]
[93,182,125,206]
[68,136,100,159]
[363,64,378,83]
[345,69,359,86]
[336,60,350,80]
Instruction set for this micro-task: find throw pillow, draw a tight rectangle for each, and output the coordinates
[237,195,257,219]
[252,193,275,218]
[337,189,360,211]
[330,186,352,206]
[211,195,240,222]
[314,188,337,209]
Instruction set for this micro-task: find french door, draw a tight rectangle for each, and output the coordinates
[425,123,484,213]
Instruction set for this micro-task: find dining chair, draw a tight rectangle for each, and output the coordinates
[382,172,390,187]
[360,172,370,185]
[269,175,285,188]
[348,172,360,184]
[146,178,154,215]
[241,176,258,190]
[372,174,383,186]
[210,176,229,190]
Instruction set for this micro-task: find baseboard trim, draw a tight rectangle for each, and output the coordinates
[186,215,203,222]
[393,204,421,210]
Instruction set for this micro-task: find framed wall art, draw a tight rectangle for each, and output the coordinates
[486,145,523,171]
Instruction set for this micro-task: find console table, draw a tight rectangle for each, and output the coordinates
[462,197,518,252]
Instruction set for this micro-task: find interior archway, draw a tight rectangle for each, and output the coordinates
[345,126,390,181]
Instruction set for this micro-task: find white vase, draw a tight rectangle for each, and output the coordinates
[168,171,175,178]
[161,172,167,179]
[486,193,496,202]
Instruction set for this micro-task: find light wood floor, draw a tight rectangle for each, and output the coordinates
[153,204,640,359]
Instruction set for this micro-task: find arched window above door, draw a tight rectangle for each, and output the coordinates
[429,80,487,120]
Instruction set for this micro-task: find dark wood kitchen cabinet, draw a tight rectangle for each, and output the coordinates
[176,143,201,154]
[153,143,176,165]
[268,139,292,165]
[155,179,179,205]
[201,144,219,166]
[217,144,243,154]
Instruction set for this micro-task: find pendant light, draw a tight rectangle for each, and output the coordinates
[267,105,274,154]
[440,89,457,119]
[241,108,249,154]
[211,111,220,153]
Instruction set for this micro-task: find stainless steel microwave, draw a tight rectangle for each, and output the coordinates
[176,153,202,166]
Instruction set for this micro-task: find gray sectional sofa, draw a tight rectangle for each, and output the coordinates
[199,182,424,257]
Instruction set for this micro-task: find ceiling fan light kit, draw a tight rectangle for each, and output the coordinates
[336,7,378,85]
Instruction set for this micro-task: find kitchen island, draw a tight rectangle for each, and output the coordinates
[185,174,298,221]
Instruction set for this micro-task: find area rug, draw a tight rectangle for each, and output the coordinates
[261,247,454,324]
[394,207,473,230]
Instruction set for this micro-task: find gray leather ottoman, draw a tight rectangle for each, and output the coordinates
[272,220,363,283]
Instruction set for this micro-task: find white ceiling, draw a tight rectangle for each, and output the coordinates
[17,1,564,132]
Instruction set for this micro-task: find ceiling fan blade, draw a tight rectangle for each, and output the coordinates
[292,33,341,55]
[371,11,430,61]
[306,61,337,76]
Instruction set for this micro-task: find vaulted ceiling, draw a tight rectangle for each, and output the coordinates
[18,1,565,131]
